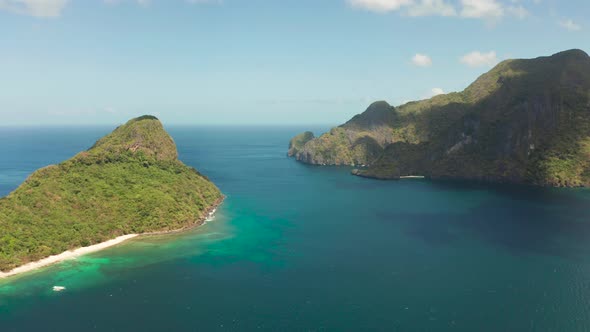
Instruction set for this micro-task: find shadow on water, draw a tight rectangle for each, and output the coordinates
[378,179,590,258]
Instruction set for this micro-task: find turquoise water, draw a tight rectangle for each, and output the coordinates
[2,126,590,331]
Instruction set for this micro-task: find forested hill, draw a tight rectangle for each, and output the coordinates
[0,116,223,272]
[289,49,590,187]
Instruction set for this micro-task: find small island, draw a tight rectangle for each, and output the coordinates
[289,49,590,187]
[0,116,223,276]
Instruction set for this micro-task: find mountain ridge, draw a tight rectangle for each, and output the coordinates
[289,49,590,187]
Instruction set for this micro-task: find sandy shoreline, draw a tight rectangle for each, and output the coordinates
[0,234,139,279]
[0,197,225,280]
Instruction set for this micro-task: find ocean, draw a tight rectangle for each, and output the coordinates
[1,126,590,331]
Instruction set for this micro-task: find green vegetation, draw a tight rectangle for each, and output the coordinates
[0,116,222,271]
[288,131,315,157]
[289,49,590,187]
[90,115,178,161]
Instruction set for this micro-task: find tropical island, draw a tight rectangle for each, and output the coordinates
[0,115,223,275]
[289,49,590,187]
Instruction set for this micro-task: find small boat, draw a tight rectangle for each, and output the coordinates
[53,286,66,292]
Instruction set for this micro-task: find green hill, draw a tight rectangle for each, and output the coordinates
[289,49,590,187]
[0,116,223,272]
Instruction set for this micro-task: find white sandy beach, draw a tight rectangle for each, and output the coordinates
[0,234,138,279]
[0,199,224,280]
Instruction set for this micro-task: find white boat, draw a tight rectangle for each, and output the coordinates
[53,286,66,292]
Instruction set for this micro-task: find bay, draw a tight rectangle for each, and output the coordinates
[1,126,590,331]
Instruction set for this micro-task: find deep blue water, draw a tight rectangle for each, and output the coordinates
[1,126,590,331]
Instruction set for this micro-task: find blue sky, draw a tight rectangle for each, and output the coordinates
[0,0,588,125]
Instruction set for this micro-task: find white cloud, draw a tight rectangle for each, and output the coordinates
[0,0,68,18]
[187,0,222,3]
[106,0,222,5]
[559,19,581,31]
[429,88,445,96]
[347,0,529,22]
[422,88,445,99]
[347,0,413,13]
[460,51,498,67]
[431,87,444,95]
[406,0,456,17]
[460,0,503,19]
[347,0,457,16]
[506,5,528,19]
[412,53,433,67]
[104,0,150,5]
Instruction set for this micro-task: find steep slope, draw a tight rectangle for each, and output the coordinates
[291,101,397,166]
[288,131,315,157]
[0,116,223,271]
[290,49,590,187]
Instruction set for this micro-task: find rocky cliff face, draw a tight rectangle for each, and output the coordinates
[289,49,590,187]
[289,101,396,166]
[288,131,315,157]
